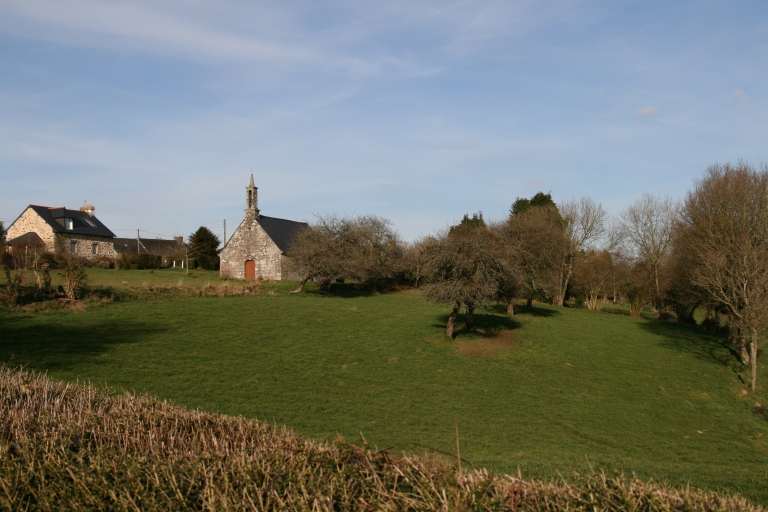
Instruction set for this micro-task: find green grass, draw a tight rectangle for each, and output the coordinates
[2,269,767,503]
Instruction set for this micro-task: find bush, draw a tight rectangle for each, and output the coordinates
[117,253,162,270]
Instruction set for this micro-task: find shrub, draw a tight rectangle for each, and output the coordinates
[117,253,162,270]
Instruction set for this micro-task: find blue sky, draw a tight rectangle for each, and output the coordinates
[1,1,766,242]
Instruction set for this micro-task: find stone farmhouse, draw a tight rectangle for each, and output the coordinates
[219,176,308,280]
[5,204,183,263]
[5,204,117,258]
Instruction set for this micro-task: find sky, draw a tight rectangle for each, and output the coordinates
[1,1,767,243]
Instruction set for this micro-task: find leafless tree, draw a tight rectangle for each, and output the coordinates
[420,224,509,338]
[572,250,614,311]
[286,214,404,293]
[613,254,655,317]
[618,193,677,317]
[552,198,608,306]
[677,162,768,392]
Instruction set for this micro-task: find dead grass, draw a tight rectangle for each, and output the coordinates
[456,330,518,358]
[0,367,762,511]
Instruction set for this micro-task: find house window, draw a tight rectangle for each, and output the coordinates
[92,243,98,256]
[65,218,73,230]
[70,241,77,253]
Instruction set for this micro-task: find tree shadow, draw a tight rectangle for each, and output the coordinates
[637,319,741,369]
[304,282,375,298]
[432,312,522,339]
[485,303,560,318]
[0,314,166,372]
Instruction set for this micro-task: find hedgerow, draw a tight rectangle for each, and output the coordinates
[0,367,762,511]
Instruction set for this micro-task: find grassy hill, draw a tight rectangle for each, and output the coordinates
[1,268,767,504]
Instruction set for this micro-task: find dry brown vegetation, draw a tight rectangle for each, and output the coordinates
[0,367,763,511]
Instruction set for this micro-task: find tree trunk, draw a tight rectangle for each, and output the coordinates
[555,260,574,307]
[445,304,460,339]
[464,305,474,330]
[654,263,662,319]
[750,328,758,392]
[506,300,515,315]
[526,297,533,311]
[289,276,311,294]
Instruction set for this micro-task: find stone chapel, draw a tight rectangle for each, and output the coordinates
[219,176,308,280]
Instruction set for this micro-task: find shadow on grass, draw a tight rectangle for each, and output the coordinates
[0,314,166,372]
[485,303,561,318]
[304,282,376,298]
[433,312,522,339]
[637,319,741,369]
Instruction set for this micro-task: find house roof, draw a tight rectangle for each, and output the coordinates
[113,238,184,256]
[257,215,308,252]
[5,231,46,246]
[26,205,116,238]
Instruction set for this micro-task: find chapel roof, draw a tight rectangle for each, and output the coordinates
[256,215,308,252]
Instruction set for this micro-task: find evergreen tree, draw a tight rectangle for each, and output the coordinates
[188,226,221,270]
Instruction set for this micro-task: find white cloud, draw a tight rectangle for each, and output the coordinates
[633,106,658,118]
[731,89,748,102]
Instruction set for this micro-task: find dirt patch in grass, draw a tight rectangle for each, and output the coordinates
[456,330,518,358]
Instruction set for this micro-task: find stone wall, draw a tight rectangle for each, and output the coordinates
[58,233,117,258]
[5,208,56,250]
[219,217,284,280]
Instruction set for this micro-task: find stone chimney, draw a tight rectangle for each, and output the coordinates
[174,236,183,244]
[81,203,95,217]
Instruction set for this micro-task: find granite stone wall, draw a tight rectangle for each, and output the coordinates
[5,208,56,249]
[58,234,117,258]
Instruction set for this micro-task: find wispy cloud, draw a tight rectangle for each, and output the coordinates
[731,89,748,102]
[633,106,658,118]
[526,179,547,186]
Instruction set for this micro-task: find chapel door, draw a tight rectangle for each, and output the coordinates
[245,260,256,280]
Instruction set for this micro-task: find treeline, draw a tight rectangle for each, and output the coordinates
[287,162,768,392]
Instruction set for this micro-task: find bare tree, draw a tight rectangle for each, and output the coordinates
[552,198,608,306]
[420,224,509,338]
[572,250,614,311]
[286,214,404,293]
[618,193,677,317]
[677,162,768,392]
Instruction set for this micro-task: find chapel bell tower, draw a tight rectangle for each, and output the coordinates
[245,174,260,219]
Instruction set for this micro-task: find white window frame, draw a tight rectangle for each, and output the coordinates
[92,243,98,256]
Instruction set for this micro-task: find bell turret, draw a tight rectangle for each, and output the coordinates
[245,174,259,219]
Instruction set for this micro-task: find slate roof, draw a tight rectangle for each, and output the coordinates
[113,238,184,256]
[5,231,45,246]
[26,205,116,238]
[256,215,308,253]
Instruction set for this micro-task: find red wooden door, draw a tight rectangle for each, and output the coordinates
[245,260,255,280]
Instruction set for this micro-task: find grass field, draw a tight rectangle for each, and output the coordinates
[2,268,767,504]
